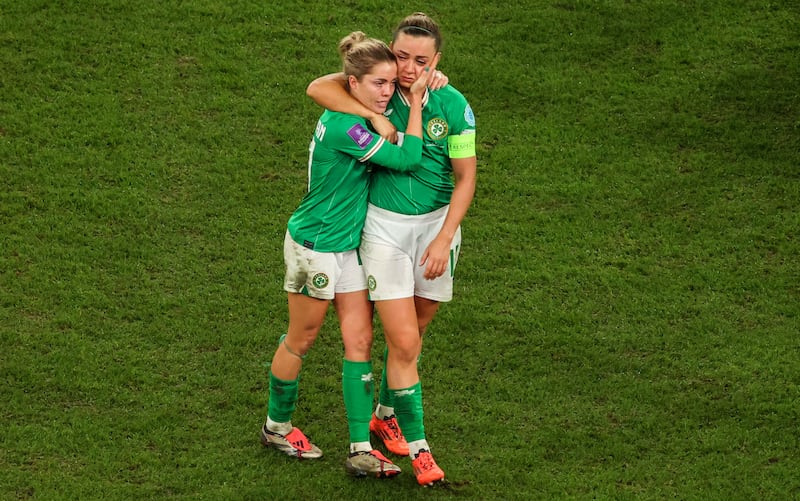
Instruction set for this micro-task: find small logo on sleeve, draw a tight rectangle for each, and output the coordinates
[464,105,475,127]
[347,123,373,149]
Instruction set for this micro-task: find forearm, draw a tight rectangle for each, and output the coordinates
[306,73,379,121]
[405,97,423,140]
[439,181,475,241]
[438,160,477,241]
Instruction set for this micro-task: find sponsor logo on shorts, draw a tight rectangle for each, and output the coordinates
[427,117,448,140]
[312,272,329,289]
[367,275,377,291]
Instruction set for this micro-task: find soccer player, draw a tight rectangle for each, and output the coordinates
[260,31,438,479]
[306,13,477,486]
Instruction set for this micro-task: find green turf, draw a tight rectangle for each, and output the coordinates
[2,0,798,499]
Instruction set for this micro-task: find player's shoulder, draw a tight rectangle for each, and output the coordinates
[430,84,469,105]
[429,85,472,120]
[318,111,375,149]
[320,111,369,136]
[320,110,365,127]
[430,85,475,129]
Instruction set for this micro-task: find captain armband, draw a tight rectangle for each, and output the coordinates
[447,131,476,159]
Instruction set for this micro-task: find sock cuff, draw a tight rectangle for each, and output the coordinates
[269,371,298,386]
[342,359,372,376]
[391,382,422,397]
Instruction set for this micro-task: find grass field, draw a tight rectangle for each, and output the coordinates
[2,0,798,499]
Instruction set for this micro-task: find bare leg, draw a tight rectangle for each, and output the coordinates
[334,290,374,362]
[374,297,421,389]
[270,292,329,380]
[414,295,440,337]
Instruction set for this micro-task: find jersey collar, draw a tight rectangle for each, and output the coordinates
[396,88,430,109]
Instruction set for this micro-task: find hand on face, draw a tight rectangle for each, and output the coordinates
[409,52,440,98]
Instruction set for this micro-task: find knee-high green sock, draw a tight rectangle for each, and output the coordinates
[342,359,374,444]
[392,382,425,443]
[267,372,298,424]
[378,347,393,411]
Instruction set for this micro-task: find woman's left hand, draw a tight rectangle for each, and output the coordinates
[419,235,451,280]
[428,69,449,90]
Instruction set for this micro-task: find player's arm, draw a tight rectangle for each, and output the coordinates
[307,73,397,143]
[356,58,439,171]
[420,155,476,280]
[420,132,476,280]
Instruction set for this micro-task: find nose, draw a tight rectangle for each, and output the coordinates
[398,60,412,75]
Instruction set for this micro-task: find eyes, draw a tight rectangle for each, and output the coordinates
[396,54,428,66]
[371,79,396,91]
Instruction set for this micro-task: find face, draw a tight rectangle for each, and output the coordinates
[349,61,397,114]
[390,33,439,90]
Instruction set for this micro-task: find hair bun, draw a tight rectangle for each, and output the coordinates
[338,31,367,57]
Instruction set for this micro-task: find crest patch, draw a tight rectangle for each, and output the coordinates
[312,272,330,289]
[426,118,448,140]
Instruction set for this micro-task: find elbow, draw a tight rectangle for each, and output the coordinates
[306,78,323,100]
[305,81,317,100]
[404,153,422,171]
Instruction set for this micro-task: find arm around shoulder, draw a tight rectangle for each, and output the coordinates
[306,72,379,121]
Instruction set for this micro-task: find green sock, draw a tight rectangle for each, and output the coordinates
[378,347,393,410]
[267,372,298,424]
[392,382,425,443]
[342,359,374,444]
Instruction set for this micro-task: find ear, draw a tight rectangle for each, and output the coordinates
[347,75,359,89]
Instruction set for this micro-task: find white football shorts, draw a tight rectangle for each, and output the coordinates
[360,204,461,302]
[283,231,367,300]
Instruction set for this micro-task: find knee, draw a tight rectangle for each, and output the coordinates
[285,329,319,356]
[387,336,421,364]
[343,330,373,358]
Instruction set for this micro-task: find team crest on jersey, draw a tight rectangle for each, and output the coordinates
[367,275,377,291]
[426,118,448,140]
[312,272,329,289]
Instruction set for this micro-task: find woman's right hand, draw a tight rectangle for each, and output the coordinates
[409,53,441,99]
[369,113,398,144]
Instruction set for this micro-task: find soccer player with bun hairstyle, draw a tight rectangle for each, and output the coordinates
[307,13,477,486]
[260,31,438,479]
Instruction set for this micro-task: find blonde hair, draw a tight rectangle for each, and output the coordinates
[337,31,395,82]
[393,12,442,52]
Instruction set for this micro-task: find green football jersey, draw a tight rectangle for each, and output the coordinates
[368,86,476,215]
[287,110,422,253]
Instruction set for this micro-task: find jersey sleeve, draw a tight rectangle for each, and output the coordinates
[330,115,422,172]
[445,89,477,159]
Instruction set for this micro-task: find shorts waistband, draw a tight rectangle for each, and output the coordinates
[366,203,449,224]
